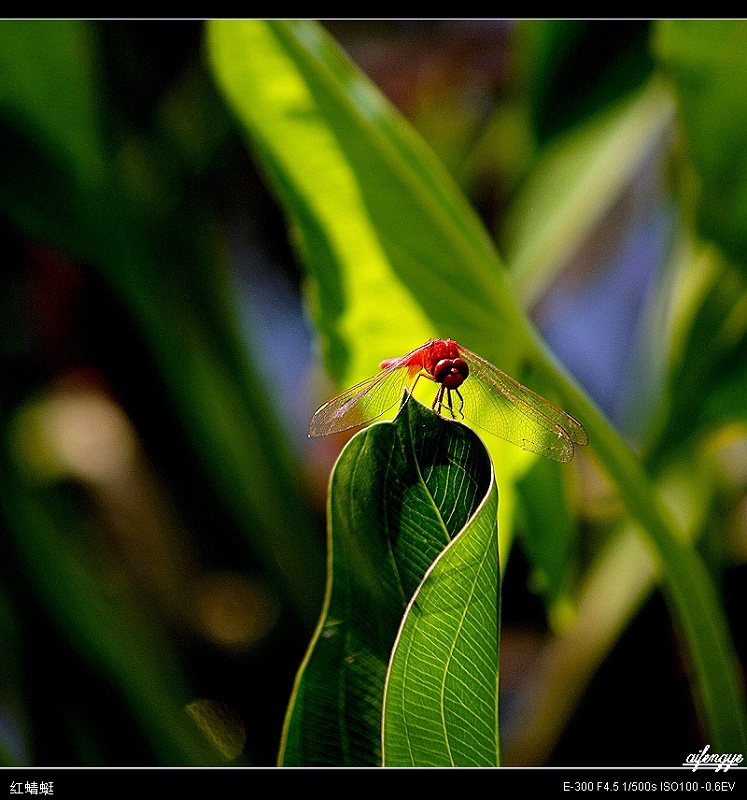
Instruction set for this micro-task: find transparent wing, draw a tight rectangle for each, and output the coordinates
[308,356,421,436]
[455,344,589,463]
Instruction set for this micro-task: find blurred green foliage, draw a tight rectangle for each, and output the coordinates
[0,18,746,767]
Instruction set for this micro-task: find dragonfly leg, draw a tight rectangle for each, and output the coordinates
[455,388,465,419]
[446,388,465,420]
[444,388,458,419]
[432,386,466,420]
[445,388,457,419]
[432,384,446,416]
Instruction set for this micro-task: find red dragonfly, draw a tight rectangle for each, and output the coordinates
[309,339,589,462]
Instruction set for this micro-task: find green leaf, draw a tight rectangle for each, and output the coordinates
[278,398,496,766]
[0,20,106,257]
[646,249,747,468]
[383,453,499,766]
[515,455,577,628]
[520,20,654,145]
[207,19,530,388]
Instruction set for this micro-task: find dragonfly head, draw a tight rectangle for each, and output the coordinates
[432,357,469,389]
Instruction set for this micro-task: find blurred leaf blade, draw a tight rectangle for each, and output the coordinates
[0,19,324,628]
[208,18,432,387]
[515,456,577,626]
[0,20,107,260]
[520,20,654,146]
[504,79,675,308]
[279,398,494,766]
[655,20,747,269]
[0,445,216,765]
[0,20,105,185]
[646,246,747,468]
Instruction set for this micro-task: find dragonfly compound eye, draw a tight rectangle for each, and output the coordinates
[433,358,469,389]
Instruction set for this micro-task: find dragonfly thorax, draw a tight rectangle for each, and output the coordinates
[432,357,469,389]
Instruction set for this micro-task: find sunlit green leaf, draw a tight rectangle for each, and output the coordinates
[279,398,495,766]
[207,20,539,387]
[208,16,543,578]
[383,454,499,766]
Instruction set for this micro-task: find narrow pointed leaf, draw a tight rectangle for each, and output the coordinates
[207,18,530,392]
[207,15,535,597]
